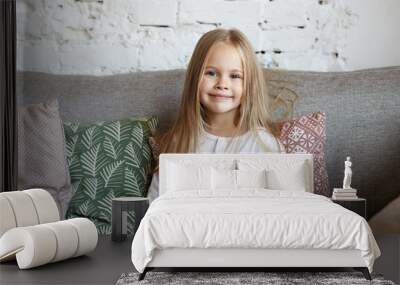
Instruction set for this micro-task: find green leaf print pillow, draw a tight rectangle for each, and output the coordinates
[64,116,158,235]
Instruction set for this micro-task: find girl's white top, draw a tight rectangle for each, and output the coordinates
[147,128,283,202]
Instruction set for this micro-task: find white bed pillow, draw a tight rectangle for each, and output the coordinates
[166,162,212,192]
[212,168,236,190]
[211,169,268,190]
[237,169,267,189]
[266,162,308,191]
[237,159,311,192]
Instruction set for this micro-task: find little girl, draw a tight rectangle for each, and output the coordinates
[148,28,283,202]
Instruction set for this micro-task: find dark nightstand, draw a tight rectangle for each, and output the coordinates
[331,197,367,219]
[111,197,149,242]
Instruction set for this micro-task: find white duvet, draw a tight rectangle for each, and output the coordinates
[131,190,380,273]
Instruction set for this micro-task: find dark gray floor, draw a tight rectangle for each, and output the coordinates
[0,235,134,285]
[1,234,398,285]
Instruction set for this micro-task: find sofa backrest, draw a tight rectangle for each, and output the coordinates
[16,67,400,219]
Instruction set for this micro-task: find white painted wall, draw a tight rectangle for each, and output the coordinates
[341,0,400,71]
[16,0,400,75]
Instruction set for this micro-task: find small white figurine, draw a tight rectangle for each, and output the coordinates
[342,156,353,189]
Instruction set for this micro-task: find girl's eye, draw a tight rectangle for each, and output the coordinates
[205,70,216,76]
[231,74,242,79]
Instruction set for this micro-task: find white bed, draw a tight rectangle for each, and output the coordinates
[131,154,380,280]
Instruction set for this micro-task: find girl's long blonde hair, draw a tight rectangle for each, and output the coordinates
[157,28,281,165]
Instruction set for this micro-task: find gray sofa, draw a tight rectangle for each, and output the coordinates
[16,66,400,219]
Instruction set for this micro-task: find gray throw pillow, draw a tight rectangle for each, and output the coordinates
[18,99,72,218]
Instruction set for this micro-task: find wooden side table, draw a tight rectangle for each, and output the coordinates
[331,197,367,219]
[112,197,149,242]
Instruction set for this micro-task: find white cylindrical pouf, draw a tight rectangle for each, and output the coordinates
[24,189,60,223]
[17,226,58,269]
[67,218,98,257]
[0,226,57,269]
[0,189,98,269]
[0,189,60,238]
[0,196,17,237]
[42,221,79,262]
[0,218,98,269]
[0,192,39,227]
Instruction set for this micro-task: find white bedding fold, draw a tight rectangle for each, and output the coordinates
[131,190,380,273]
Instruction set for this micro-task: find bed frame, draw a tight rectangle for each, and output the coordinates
[138,154,372,281]
[139,248,371,280]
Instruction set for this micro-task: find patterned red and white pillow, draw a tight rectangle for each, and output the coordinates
[279,112,330,196]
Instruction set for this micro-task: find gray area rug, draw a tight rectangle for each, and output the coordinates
[116,272,396,285]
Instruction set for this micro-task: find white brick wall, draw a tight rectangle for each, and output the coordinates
[138,0,177,26]
[16,0,400,75]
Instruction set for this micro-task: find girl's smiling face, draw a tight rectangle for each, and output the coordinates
[199,42,244,117]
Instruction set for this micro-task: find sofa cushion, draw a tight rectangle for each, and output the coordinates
[17,99,72,217]
[64,116,158,235]
[279,112,329,196]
